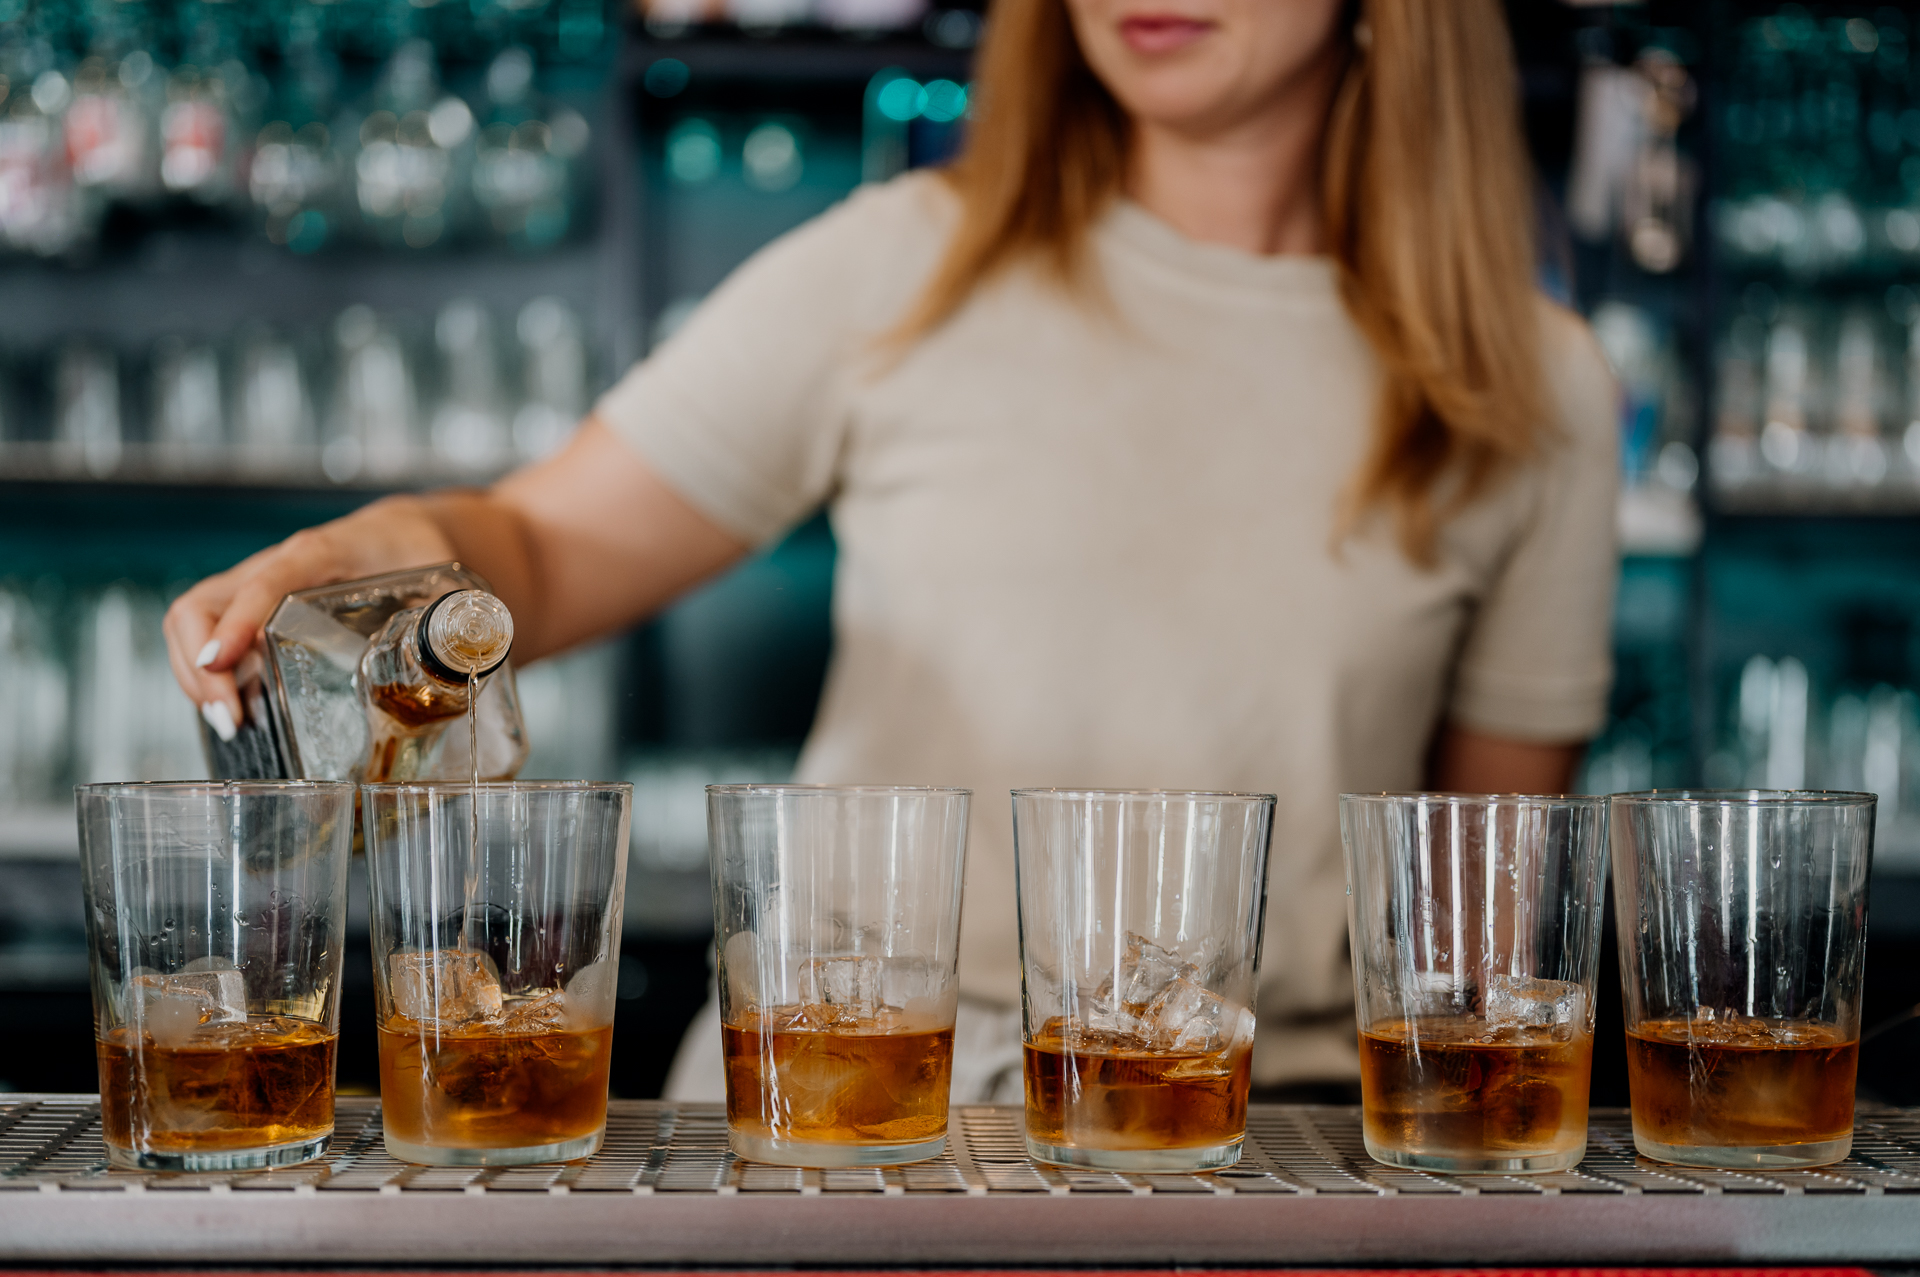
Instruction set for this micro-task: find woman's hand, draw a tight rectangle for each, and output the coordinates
[163,418,751,740]
[163,498,460,739]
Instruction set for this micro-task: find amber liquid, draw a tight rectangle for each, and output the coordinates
[378,1018,613,1150]
[96,1017,336,1153]
[1358,1017,1592,1162]
[1023,1018,1251,1152]
[722,1009,954,1146]
[1626,1017,1857,1151]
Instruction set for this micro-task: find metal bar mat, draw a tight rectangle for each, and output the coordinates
[5,1099,1919,1266]
[3,1098,1919,1196]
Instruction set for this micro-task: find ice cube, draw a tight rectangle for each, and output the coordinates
[1142,976,1254,1057]
[1485,975,1584,1037]
[498,988,569,1034]
[389,949,504,1028]
[562,958,617,1031]
[1116,933,1191,1007]
[803,956,883,1017]
[128,965,248,1047]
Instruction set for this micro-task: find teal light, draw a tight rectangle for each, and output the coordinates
[921,79,967,124]
[875,77,927,123]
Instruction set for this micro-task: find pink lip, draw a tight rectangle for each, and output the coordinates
[1118,14,1214,54]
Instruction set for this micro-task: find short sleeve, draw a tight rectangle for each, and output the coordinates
[1447,307,1620,742]
[592,176,951,545]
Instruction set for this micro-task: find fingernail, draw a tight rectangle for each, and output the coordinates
[195,639,221,669]
[201,701,238,743]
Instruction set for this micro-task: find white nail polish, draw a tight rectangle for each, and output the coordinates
[195,639,221,669]
[201,701,238,743]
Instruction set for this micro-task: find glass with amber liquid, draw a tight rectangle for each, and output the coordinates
[1611,790,1873,1169]
[1012,790,1273,1171]
[1342,793,1608,1174]
[709,785,971,1167]
[78,781,354,1170]
[364,781,631,1165]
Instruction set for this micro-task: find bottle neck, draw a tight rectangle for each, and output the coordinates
[417,589,513,683]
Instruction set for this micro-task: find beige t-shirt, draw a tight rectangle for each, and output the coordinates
[596,172,1619,1086]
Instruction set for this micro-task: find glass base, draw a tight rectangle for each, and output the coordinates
[1633,1130,1852,1169]
[1026,1136,1243,1172]
[383,1128,603,1166]
[728,1129,947,1167]
[1362,1136,1585,1175]
[106,1131,331,1172]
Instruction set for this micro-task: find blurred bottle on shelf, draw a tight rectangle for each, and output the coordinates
[0,582,69,808]
[470,45,589,251]
[353,40,473,250]
[72,583,205,787]
[1707,285,1920,506]
[325,303,415,482]
[513,295,586,460]
[1568,45,1696,274]
[1709,650,1920,868]
[150,337,225,470]
[430,297,511,473]
[53,341,120,477]
[234,326,318,470]
[1591,301,1700,554]
[0,297,587,483]
[0,67,84,256]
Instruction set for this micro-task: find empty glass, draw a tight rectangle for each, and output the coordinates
[1611,789,1874,1169]
[1012,789,1274,1172]
[709,784,970,1168]
[78,781,355,1171]
[363,780,631,1166]
[1342,793,1609,1174]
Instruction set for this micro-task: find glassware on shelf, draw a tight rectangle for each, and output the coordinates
[78,779,355,1171]
[364,780,630,1166]
[0,582,68,808]
[325,304,415,483]
[150,337,226,470]
[471,46,589,252]
[1611,789,1874,1169]
[430,298,510,474]
[512,296,585,461]
[233,326,317,470]
[53,341,121,477]
[353,40,473,251]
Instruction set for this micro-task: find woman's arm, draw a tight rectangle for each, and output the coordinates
[164,417,750,729]
[1428,724,1584,796]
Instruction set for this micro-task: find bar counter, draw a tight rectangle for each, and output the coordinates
[3,1097,1918,1266]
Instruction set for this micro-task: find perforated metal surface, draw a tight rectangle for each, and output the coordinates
[3,1098,1918,1265]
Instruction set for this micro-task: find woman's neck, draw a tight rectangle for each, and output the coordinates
[1123,51,1345,258]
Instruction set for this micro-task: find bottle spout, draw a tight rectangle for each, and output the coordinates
[422,589,514,679]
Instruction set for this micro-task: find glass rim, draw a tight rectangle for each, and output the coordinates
[75,780,356,797]
[1339,790,1606,807]
[1608,787,1877,809]
[706,783,972,797]
[1012,786,1277,802]
[360,780,633,794]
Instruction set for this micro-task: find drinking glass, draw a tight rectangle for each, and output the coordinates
[1341,792,1608,1174]
[1611,789,1874,1169]
[1012,788,1274,1172]
[363,780,631,1166]
[709,784,970,1168]
[78,781,354,1171]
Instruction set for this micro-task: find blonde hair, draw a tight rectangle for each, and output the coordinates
[900,0,1548,563]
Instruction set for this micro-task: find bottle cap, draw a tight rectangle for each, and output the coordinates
[420,589,513,681]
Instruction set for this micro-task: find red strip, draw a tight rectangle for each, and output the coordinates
[1,1270,1878,1277]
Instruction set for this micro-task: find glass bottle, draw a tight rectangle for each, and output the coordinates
[201,562,529,784]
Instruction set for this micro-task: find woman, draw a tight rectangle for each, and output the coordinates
[167,0,1616,1100]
